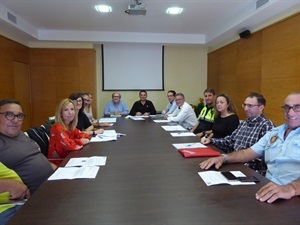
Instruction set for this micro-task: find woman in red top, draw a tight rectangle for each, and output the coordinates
[48,99,90,165]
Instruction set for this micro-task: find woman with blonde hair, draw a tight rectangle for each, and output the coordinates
[48,99,90,165]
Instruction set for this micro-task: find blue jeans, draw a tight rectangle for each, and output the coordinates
[0,205,22,225]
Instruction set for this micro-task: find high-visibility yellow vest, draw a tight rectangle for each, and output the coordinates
[198,106,215,123]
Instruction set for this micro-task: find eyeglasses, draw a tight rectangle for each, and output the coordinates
[113,96,120,98]
[281,104,300,113]
[175,98,184,102]
[73,99,82,103]
[0,112,26,121]
[83,98,90,102]
[242,103,260,108]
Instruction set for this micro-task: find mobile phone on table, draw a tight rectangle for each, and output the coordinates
[238,176,260,182]
[221,171,238,181]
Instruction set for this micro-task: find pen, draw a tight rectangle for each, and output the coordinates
[187,143,195,147]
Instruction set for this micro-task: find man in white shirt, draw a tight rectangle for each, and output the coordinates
[162,90,177,115]
[166,93,197,130]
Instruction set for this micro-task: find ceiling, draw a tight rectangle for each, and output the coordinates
[0,0,299,46]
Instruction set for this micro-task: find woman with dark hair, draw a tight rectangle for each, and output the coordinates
[69,93,104,136]
[202,93,239,139]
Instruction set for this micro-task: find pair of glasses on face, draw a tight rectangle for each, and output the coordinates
[281,104,300,113]
[73,99,82,103]
[242,103,261,108]
[0,112,26,121]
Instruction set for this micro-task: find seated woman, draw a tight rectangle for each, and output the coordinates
[48,99,90,165]
[202,93,239,139]
[69,93,104,135]
[82,92,96,123]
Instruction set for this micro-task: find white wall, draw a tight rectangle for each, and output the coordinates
[95,45,208,117]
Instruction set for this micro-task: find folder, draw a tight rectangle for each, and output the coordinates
[178,148,221,158]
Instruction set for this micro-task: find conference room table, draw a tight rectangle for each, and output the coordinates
[8,117,300,225]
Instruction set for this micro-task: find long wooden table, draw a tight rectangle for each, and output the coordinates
[8,117,300,224]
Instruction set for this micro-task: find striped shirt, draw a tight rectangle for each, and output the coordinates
[211,114,274,153]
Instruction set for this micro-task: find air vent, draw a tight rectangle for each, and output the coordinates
[7,12,17,24]
[256,0,269,9]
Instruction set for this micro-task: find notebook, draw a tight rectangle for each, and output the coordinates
[178,148,221,158]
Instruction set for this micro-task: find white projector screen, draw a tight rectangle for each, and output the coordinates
[102,43,164,91]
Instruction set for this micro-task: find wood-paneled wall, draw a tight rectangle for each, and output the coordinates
[0,36,31,130]
[208,13,300,125]
[30,49,96,127]
[0,36,96,129]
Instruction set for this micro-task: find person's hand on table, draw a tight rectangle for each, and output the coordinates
[95,128,104,134]
[255,182,295,203]
[80,138,90,145]
[143,112,150,116]
[136,112,142,116]
[99,123,111,127]
[199,156,224,170]
[201,136,211,145]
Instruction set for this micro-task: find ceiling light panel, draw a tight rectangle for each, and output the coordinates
[166,7,183,15]
[95,5,112,13]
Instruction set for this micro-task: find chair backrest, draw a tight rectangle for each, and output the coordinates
[26,125,50,156]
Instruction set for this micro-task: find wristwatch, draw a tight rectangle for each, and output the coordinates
[221,154,228,163]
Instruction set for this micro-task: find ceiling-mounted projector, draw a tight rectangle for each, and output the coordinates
[125,4,147,15]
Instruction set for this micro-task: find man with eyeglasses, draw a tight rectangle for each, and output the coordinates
[201,92,274,153]
[0,100,55,223]
[162,90,177,115]
[200,92,300,203]
[166,93,197,130]
[103,92,129,116]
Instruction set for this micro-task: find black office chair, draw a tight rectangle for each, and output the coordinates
[26,125,50,156]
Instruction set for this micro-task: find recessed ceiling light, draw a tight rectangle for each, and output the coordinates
[166,7,183,15]
[95,5,112,13]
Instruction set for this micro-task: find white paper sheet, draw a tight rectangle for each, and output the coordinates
[98,118,117,123]
[172,142,207,149]
[125,115,145,120]
[198,171,255,186]
[161,125,186,131]
[170,132,196,137]
[153,119,169,123]
[65,156,107,167]
[90,130,118,142]
[48,166,100,180]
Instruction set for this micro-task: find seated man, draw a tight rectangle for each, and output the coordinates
[162,90,177,115]
[130,90,156,116]
[0,163,30,225]
[166,93,198,130]
[0,100,55,195]
[103,92,129,116]
[191,88,216,137]
[201,92,274,153]
[200,92,300,203]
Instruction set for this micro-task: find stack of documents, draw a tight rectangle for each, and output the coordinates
[170,132,196,137]
[90,130,118,142]
[172,142,207,149]
[153,119,169,123]
[161,125,186,131]
[198,171,256,186]
[99,117,117,123]
[48,156,107,180]
[125,115,148,120]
